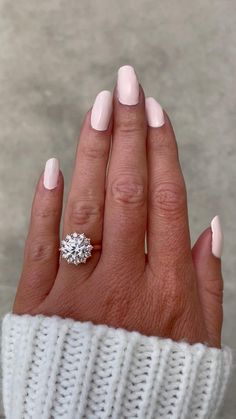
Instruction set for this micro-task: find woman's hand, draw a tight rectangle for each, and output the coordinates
[13,66,223,348]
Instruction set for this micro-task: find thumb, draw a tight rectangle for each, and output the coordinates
[192,216,223,348]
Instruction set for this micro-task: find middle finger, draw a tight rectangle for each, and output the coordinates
[102,66,147,271]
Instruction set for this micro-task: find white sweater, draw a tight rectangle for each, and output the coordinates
[1,313,232,419]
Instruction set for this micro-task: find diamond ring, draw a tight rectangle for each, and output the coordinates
[59,232,101,265]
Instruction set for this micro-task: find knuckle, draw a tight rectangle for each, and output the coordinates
[118,125,144,138]
[26,240,57,263]
[110,175,146,206]
[161,281,188,326]
[80,140,107,160]
[149,132,178,155]
[205,278,224,304]
[149,131,166,150]
[33,205,60,220]
[68,200,103,226]
[151,181,186,215]
[116,113,146,137]
[149,262,190,305]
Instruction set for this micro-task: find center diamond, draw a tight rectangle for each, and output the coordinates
[60,233,93,265]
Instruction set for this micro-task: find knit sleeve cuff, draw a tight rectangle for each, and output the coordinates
[1,313,233,419]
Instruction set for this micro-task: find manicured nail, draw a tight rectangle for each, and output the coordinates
[145,97,165,127]
[117,65,139,105]
[211,215,223,258]
[91,90,113,131]
[43,158,59,190]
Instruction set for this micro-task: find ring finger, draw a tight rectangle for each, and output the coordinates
[145,98,192,276]
[59,90,113,279]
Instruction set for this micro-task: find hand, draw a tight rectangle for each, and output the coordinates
[13,66,223,348]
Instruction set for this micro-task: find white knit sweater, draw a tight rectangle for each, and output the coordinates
[1,313,232,419]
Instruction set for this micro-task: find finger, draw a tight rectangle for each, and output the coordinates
[102,65,147,272]
[13,158,63,313]
[192,216,223,348]
[59,90,113,278]
[146,98,192,275]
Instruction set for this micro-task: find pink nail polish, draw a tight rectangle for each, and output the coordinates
[211,215,223,258]
[117,65,139,105]
[43,158,59,190]
[145,97,165,128]
[91,90,113,131]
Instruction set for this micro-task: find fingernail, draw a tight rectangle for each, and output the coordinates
[211,215,223,258]
[117,65,139,105]
[43,158,59,190]
[145,97,165,127]
[91,90,113,131]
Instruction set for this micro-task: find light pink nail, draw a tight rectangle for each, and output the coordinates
[91,90,113,131]
[145,97,165,127]
[211,215,223,258]
[43,158,59,190]
[117,65,139,105]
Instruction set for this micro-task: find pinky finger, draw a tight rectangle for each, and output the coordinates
[13,158,63,314]
[192,216,223,348]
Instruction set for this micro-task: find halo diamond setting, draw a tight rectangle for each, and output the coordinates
[59,232,93,265]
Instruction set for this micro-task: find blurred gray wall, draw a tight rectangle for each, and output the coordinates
[0,0,235,417]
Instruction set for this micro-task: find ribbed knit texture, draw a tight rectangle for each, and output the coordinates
[1,313,232,419]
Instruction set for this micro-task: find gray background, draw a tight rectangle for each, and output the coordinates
[0,0,235,417]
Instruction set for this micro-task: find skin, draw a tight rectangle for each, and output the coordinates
[12,85,223,348]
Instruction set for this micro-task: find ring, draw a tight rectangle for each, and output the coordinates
[59,232,101,265]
